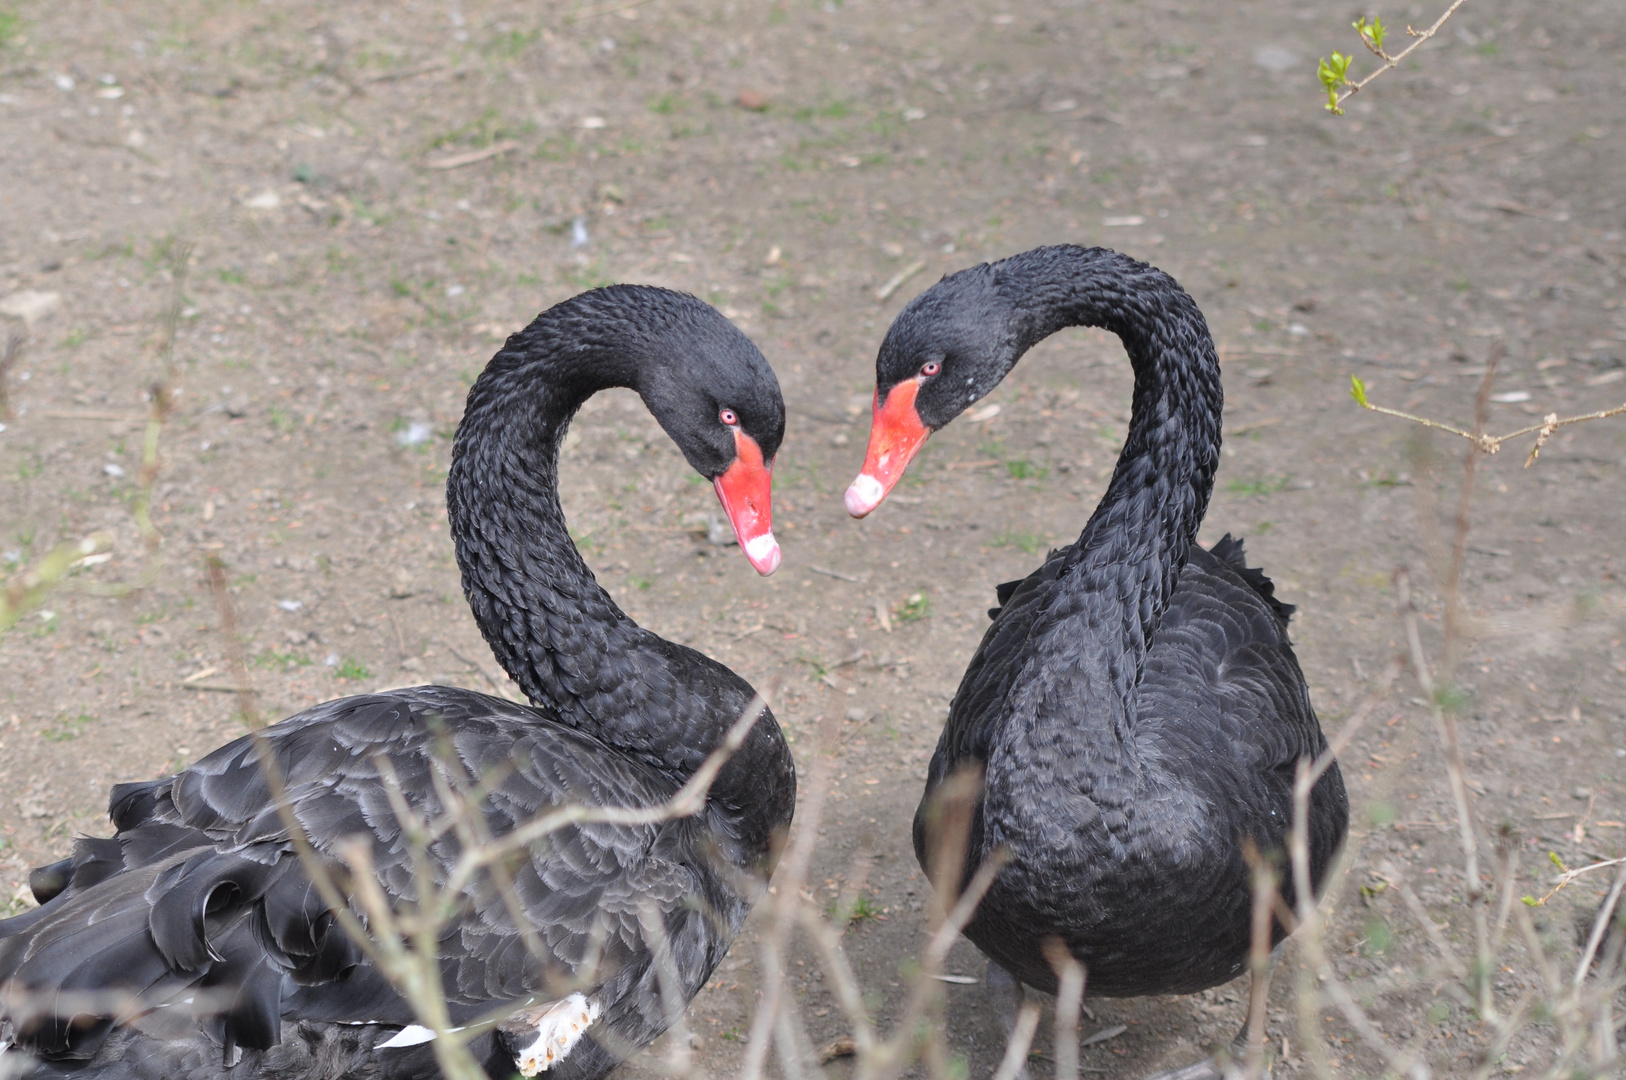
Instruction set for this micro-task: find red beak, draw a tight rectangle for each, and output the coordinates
[844,379,931,518]
[713,429,780,575]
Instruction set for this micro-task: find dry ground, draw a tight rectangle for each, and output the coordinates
[1,0,1624,1076]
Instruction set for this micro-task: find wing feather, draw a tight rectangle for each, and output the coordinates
[0,686,733,1065]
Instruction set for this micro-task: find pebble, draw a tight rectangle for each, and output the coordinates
[0,289,63,329]
[396,421,433,446]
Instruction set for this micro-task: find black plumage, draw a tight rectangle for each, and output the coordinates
[0,286,795,1079]
[859,246,1346,1002]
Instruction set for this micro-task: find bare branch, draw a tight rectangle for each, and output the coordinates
[1573,862,1626,988]
[1352,374,1626,466]
[1044,940,1086,1080]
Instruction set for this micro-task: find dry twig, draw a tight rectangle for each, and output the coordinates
[1351,372,1626,466]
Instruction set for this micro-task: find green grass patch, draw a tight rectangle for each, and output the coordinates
[253,650,312,671]
[336,658,371,681]
[43,711,97,742]
[993,529,1043,555]
[830,892,882,925]
[791,99,853,123]
[428,107,535,150]
[894,592,930,622]
[1005,458,1048,480]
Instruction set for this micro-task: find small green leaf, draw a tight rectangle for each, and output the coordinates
[1521,895,1539,907]
[1318,51,1353,89]
[1350,375,1369,407]
[1549,851,1567,870]
[1353,15,1387,51]
[1317,56,1340,91]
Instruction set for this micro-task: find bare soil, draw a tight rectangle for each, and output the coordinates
[1,0,1624,1077]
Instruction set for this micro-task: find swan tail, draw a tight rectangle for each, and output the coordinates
[1208,534,1295,624]
[0,839,359,1063]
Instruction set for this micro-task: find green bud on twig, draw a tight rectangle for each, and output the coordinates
[1349,375,1369,408]
[1354,15,1387,53]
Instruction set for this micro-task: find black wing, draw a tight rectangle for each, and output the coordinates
[1135,540,1345,895]
[0,687,741,1068]
[915,536,1341,871]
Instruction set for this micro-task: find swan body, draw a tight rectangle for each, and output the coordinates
[0,286,795,1079]
[847,246,1347,1000]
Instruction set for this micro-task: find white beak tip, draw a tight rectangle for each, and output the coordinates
[743,532,781,575]
[844,475,885,518]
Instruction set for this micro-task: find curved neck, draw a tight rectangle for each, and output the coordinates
[445,302,776,784]
[448,322,640,718]
[1002,247,1223,705]
[444,290,793,872]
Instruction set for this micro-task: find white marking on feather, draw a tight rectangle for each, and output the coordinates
[378,1024,438,1049]
[515,993,601,1076]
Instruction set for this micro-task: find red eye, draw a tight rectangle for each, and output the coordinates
[720,408,738,426]
[920,361,942,377]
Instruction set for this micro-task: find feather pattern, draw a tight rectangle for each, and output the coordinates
[0,287,795,1079]
[888,247,1347,998]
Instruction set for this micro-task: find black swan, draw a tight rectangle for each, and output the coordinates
[845,246,1347,1073]
[0,286,796,1079]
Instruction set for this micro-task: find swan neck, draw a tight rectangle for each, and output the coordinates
[444,295,794,875]
[448,341,639,720]
[1010,247,1224,679]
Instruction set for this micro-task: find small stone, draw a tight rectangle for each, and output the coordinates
[1573,787,1592,800]
[0,289,63,329]
[395,421,433,446]
[735,88,771,111]
[390,568,415,598]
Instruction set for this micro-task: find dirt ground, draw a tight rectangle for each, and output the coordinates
[2,0,1624,1076]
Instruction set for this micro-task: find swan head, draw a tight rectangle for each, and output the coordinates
[846,262,1021,517]
[636,299,785,574]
